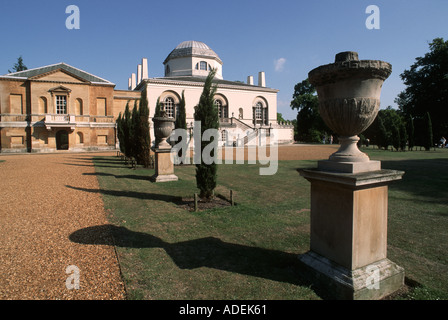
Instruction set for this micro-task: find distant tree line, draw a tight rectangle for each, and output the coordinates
[290,37,448,150]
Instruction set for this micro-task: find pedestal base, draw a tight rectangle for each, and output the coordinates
[151,148,178,183]
[150,174,178,183]
[298,251,404,300]
[299,168,405,299]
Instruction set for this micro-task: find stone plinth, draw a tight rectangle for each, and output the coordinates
[150,148,178,182]
[299,169,405,300]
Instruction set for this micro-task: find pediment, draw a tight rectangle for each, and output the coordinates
[48,85,72,95]
[30,68,89,83]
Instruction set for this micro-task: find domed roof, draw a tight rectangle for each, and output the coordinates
[164,40,222,64]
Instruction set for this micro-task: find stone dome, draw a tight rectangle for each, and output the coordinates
[164,40,222,64]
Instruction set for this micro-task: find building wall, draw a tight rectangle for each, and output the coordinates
[0,72,118,153]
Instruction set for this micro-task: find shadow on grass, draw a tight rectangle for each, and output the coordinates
[69,224,316,294]
[381,159,448,207]
[82,172,153,181]
[66,185,182,204]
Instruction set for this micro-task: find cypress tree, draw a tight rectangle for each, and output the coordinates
[194,69,219,200]
[377,116,388,150]
[123,102,133,159]
[407,115,415,151]
[138,88,151,167]
[116,112,125,154]
[175,91,187,161]
[424,112,433,151]
[154,97,162,117]
[131,100,140,161]
[399,122,407,151]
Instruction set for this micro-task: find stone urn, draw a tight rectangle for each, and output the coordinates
[153,111,175,149]
[308,51,391,170]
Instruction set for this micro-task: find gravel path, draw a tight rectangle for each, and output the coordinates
[0,144,337,300]
[0,152,126,300]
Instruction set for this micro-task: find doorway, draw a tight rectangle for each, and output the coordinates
[56,130,69,150]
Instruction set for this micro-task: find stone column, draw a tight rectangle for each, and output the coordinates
[298,52,405,300]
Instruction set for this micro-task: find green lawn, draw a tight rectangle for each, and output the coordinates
[87,148,448,300]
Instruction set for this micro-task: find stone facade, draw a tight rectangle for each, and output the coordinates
[1,41,294,153]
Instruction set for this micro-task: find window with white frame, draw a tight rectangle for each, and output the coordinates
[255,102,263,119]
[215,99,228,119]
[163,97,175,118]
[56,95,67,114]
[221,130,227,142]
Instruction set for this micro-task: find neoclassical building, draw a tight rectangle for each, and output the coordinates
[0,40,293,153]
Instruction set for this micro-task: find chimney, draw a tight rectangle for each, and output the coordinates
[247,75,254,85]
[131,73,136,90]
[142,58,148,79]
[258,71,266,87]
[128,77,132,90]
[137,64,142,84]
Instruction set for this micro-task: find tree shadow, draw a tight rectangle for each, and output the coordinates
[82,172,152,181]
[69,224,315,292]
[66,185,182,204]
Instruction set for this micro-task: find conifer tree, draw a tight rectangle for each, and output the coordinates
[175,91,187,160]
[123,102,133,159]
[116,112,125,154]
[424,112,433,151]
[407,115,415,151]
[131,100,141,161]
[137,88,152,167]
[194,69,219,200]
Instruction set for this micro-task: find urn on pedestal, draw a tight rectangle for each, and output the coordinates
[151,111,178,182]
[308,51,392,173]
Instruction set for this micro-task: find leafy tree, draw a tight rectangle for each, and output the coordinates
[194,69,219,200]
[395,37,448,142]
[8,56,27,73]
[290,79,329,142]
[277,113,286,123]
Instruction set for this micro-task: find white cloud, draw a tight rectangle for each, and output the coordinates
[274,58,286,72]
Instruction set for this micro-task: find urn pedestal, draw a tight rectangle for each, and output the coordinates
[150,116,178,182]
[298,52,405,299]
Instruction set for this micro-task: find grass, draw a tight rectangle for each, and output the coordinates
[87,147,448,300]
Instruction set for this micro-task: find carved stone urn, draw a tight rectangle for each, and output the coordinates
[308,51,392,172]
[153,111,175,149]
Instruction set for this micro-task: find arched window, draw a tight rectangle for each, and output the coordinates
[238,108,243,119]
[214,99,228,119]
[163,97,175,118]
[255,102,263,120]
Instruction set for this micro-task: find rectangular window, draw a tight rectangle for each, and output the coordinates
[10,94,23,114]
[97,98,107,116]
[56,95,67,114]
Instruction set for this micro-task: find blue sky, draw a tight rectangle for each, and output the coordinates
[1,0,447,120]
